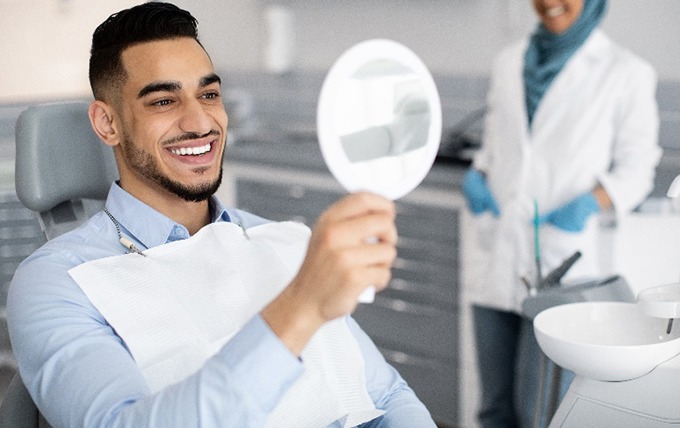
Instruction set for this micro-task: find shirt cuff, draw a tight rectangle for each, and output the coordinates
[217,314,304,412]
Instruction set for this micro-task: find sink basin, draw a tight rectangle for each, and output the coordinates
[534,301,680,381]
[638,282,680,318]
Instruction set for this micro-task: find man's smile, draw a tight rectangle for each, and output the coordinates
[169,142,212,156]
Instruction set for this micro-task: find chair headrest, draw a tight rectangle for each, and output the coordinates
[15,102,118,213]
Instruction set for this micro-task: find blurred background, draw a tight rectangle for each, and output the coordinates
[1,2,680,427]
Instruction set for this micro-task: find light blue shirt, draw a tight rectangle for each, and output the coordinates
[7,183,436,428]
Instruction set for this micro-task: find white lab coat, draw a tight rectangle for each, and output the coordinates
[468,30,661,313]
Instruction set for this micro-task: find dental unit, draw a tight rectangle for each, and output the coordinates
[531,175,680,427]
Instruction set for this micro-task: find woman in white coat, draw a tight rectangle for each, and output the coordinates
[463,0,661,426]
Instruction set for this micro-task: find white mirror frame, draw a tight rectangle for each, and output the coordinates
[317,39,442,200]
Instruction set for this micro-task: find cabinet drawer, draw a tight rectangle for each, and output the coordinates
[394,204,458,269]
[352,296,458,360]
[383,276,457,308]
[391,259,457,305]
[395,201,458,242]
[236,180,342,224]
[397,234,456,266]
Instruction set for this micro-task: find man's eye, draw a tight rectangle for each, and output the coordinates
[203,92,220,100]
[153,99,172,107]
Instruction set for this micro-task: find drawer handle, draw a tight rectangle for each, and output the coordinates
[374,295,442,317]
[381,349,448,370]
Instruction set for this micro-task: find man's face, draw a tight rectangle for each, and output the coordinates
[114,37,228,203]
[532,0,584,34]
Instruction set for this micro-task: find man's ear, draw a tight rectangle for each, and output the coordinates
[88,101,120,147]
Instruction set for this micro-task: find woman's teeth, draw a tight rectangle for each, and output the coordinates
[170,143,211,156]
[546,6,566,18]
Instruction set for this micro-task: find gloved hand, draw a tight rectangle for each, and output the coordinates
[539,192,600,233]
[462,169,500,217]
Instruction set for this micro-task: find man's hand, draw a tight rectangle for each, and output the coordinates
[262,192,397,355]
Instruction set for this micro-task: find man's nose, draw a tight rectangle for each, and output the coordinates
[178,99,214,135]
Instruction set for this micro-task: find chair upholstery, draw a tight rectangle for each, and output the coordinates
[0,101,118,428]
[15,102,118,239]
[15,101,117,213]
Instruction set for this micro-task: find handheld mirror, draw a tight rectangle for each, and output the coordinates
[317,39,442,301]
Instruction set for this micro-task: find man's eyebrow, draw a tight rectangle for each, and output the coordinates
[200,73,221,87]
[137,74,221,99]
[137,81,181,98]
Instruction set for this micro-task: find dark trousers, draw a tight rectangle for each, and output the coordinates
[472,304,574,428]
[472,305,541,428]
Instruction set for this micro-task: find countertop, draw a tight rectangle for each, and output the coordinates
[227,132,467,193]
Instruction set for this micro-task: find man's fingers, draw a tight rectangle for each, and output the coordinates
[339,242,398,271]
[332,212,398,247]
[320,192,395,225]
[330,247,395,295]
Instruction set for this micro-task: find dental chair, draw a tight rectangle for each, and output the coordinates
[0,101,118,428]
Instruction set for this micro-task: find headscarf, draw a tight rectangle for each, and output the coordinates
[523,0,607,126]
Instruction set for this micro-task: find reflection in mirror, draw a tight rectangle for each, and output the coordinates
[338,60,431,163]
[317,39,441,201]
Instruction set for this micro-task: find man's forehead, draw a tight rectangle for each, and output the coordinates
[121,38,215,88]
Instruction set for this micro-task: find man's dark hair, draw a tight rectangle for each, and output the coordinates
[89,2,202,101]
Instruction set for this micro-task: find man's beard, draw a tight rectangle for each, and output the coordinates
[121,134,223,203]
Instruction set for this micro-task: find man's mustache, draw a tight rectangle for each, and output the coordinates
[162,129,221,146]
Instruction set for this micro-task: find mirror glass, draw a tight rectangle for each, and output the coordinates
[317,39,442,201]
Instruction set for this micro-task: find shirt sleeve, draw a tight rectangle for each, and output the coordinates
[8,249,303,428]
[346,317,437,428]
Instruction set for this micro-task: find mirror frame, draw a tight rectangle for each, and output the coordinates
[317,39,442,200]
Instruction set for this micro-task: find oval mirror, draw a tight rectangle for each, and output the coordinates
[317,39,442,303]
[317,39,442,201]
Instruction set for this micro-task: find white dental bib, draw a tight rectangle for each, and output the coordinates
[68,221,384,427]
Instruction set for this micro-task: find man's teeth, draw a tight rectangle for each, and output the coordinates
[170,143,211,156]
[546,6,565,17]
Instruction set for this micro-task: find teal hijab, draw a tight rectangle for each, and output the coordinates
[523,0,607,126]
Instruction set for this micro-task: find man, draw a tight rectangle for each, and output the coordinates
[7,3,436,427]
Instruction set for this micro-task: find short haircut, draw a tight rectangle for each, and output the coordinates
[89,2,202,102]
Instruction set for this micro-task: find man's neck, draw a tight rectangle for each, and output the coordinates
[165,200,211,236]
[121,183,212,236]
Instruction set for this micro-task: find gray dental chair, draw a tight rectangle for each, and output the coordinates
[0,101,118,428]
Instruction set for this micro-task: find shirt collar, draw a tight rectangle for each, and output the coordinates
[103,183,232,249]
[212,197,232,223]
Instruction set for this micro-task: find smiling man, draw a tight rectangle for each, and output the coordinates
[7,3,436,427]
[89,35,228,234]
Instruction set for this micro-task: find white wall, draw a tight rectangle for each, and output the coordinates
[1,0,680,102]
[0,0,139,102]
[284,0,680,79]
[0,0,269,102]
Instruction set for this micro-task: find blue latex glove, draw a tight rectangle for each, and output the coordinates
[462,169,500,217]
[539,192,600,233]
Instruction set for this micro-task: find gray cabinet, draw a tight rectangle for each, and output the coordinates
[224,138,463,427]
[354,199,458,426]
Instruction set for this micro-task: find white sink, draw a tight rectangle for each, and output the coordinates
[638,282,680,318]
[534,301,680,381]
